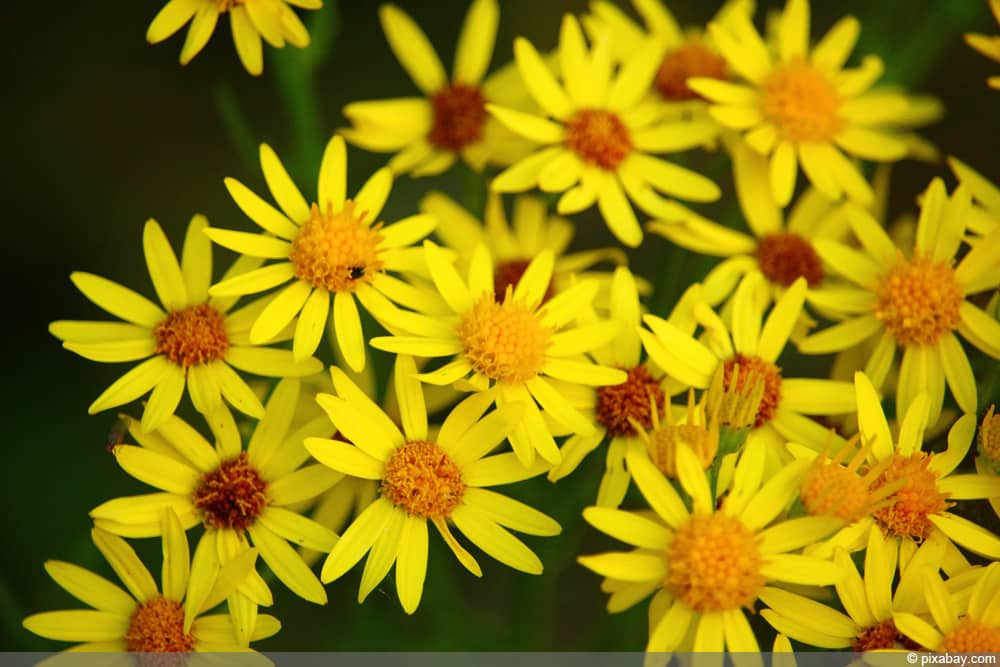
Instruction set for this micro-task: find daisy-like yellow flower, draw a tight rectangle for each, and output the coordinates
[23,512,279,652]
[304,357,560,614]
[146,0,320,76]
[90,380,341,613]
[50,215,322,433]
[798,179,1000,425]
[488,14,721,248]
[649,140,844,306]
[806,372,1000,564]
[965,0,1000,90]
[761,524,981,650]
[894,561,1000,652]
[370,242,627,466]
[689,0,920,207]
[578,438,844,653]
[204,135,438,372]
[341,0,536,176]
[948,155,1000,237]
[641,271,856,463]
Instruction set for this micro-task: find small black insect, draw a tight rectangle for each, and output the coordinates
[347,266,366,280]
[105,416,129,452]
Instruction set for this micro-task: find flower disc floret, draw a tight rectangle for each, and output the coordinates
[124,596,195,653]
[853,619,913,651]
[381,440,465,519]
[596,366,665,436]
[193,453,269,531]
[760,60,843,142]
[430,83,488,151]
[980,405,1000,464]
[289,201,385,293]
[455,290,553,384]
[565,109,633,170]
[656,40,728,101]
[755,233,823,287]
[666,513,766,612]
[872,453,952,540]
[153,302,230,368]
[721,354,782,428]
[939,618,1000,652]
[650,423,716,478]
[874,256,963,347]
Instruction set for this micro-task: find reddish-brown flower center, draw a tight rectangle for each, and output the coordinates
[429,83,487,151]
[760,59,843,143]
[655,40,728,101]
[755,233,823,287]
[872,452,952,540]
[853,619,919,651]
[565,109,632,170]
[289,201,385,293]
[721,354,782,428]
[192,453,269,531]
[381,440,465,519]
[493,259,556,303]
[124,596,195,653]
[595,366,665,436]
[153,303,229,368]
[873,255,963,347]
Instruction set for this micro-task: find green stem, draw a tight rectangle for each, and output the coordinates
[212,83,258,170]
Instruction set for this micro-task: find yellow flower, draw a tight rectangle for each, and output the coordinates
[146,0,320,76]
[690,0,922,207]
[204,135,438,372]
[489,14,721,247]
[50,215,322,433]
[90,380,341,618]
[578,438,844,652]
[641,272,857,463]
[894,562,1000,651]
[370,242,628,466]
[649,140,844,306]
[965,0,1000,90]
[341,0,535,176]
[798,178,1000,425]
[762,524,982,650]
[948,155,1000,237]
[975,405,1000,522]
[305,358,560,614]
[23,513,279,651]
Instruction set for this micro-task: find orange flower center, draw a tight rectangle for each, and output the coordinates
[800,438,899,523]
[153,303,229,368]
[595,366,665,436]
[655,39,728,101]
[873,255,963,347]
[939,617,1000,652]
[755,233,823,287]
[853,619,918,651]
[721,354,782,428]
[493,259,555,303]
[192,453,269,531]
[456,289,552,384]
[565,109,632,170]
[381,440,465,519]
[429,83,487,151]
[666,513,765,613]
[760,59,843,143]
[289,201,385,293]
[872,452,952,540]
[979,405,1000,465]
[124,596,195,652]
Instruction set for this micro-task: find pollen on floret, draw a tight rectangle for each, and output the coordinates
[429,83,488,152]
[655,39,728,101]
[871,452,952,540]
[716,356,779,428]
[289,201,385,293]
[938,617,1000,652]
[124,596,195,653]
[800,435,901,522]
[381,440,465,519]
[565,109,632,170]
[493,259,555,303]
[760,59,843,143]
[596,366,665,437]
[978,405,1000,465]
[665,513,765,612]
[755,233,823,287]
[154,303,229,368]
[853,619,918,651]
[633,389,718,478]
[192,453,269,531]
[455,287,552,384]
[873,255,963,347]
[217,0,246,12]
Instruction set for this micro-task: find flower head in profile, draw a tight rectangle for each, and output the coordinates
[690,0,924,207]
[578,438,844,653]
[305,358,560,614]
[371,242,627,466]
[799,178,1000,425]
[146,0,320,76]
[341,0,535,176]
[489,14,721,247]
[90,380,341,616]
[964,0,1000,90]
[205,135,438,372]
[23,513,279,652]
[50,215,322,432]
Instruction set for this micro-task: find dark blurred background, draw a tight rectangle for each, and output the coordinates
[2,0,997,651]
